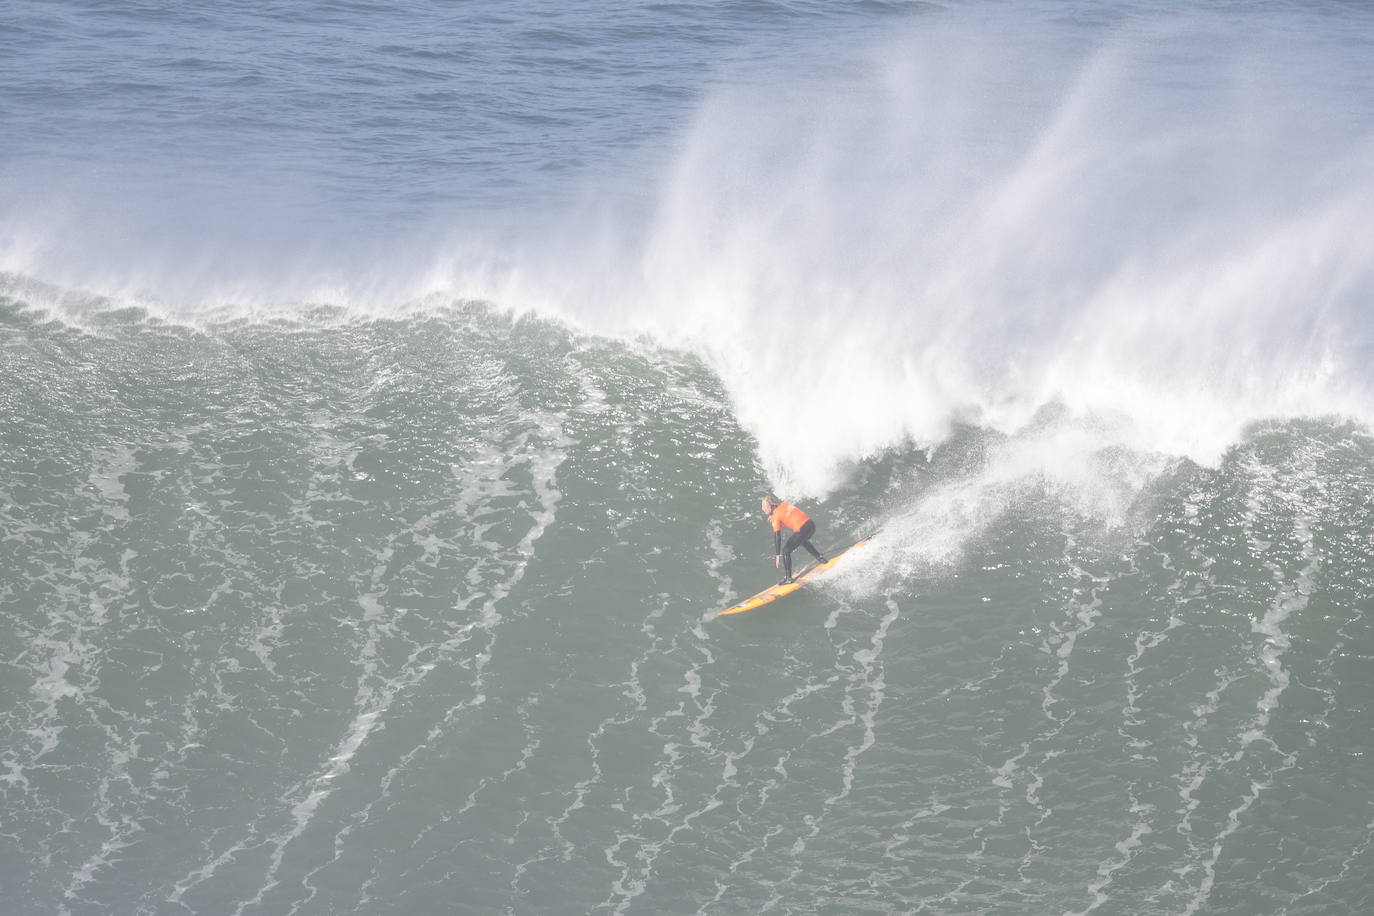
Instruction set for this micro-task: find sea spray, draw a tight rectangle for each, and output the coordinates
[401,11,1367,497]
[613,13,1374,495]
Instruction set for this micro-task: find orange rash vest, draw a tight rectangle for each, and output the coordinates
[769,502,811,538]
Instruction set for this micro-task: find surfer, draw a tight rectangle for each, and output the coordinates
[761,496,827,584]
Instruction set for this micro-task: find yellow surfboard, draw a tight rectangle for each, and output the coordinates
[717,538,869,616]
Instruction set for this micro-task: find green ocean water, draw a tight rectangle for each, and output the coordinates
[6,1,1374,911]
[3,289,1372,914]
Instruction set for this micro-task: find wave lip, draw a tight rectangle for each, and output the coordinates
[607,11,1374,493]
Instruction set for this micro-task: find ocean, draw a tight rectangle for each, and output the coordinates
[3,1,1373,913]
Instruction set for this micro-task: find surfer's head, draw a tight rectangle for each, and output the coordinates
[761,496,779,515]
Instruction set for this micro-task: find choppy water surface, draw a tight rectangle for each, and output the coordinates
[3,1,1374,913]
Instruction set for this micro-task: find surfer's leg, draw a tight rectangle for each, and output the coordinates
[781,531,800,580]
[797,520,824,562]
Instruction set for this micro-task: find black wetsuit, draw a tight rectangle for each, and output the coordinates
[774,518,824,579]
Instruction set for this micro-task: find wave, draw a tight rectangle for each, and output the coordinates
[4,9,1372,498]
[587,11,1374,493]
[8,8,1374,913]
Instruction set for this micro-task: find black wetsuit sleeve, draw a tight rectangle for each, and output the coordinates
[774,530,782,555]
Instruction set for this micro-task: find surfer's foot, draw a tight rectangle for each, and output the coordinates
[818,556,828,564]
[780,576,794,585]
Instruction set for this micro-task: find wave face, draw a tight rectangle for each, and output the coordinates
[4,291,1373,915]
[4,1,1374,914]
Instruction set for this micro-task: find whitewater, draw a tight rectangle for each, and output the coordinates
[3,2,1373,914]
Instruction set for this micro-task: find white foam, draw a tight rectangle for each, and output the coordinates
[6,9,1370,505]
[474,11,1374,495]
[840,418,1172,590]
